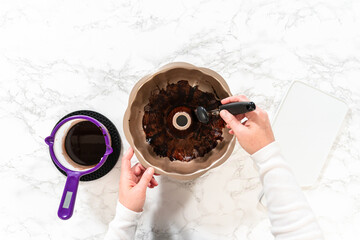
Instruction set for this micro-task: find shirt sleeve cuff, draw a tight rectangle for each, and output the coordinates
[113,201,142,222]
[250,141,281,164]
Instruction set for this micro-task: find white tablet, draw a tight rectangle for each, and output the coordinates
[271,81,348,187]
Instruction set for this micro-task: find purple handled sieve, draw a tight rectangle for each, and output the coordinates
[45,115,113,220]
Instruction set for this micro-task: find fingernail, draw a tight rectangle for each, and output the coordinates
[125,147,133,156]
[146,167,154,175]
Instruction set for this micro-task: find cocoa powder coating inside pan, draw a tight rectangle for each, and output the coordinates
[142,80,225,162]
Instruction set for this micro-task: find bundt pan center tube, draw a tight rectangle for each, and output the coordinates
[123,62,236,180]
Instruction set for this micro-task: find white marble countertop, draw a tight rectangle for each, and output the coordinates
[1,0,360,239]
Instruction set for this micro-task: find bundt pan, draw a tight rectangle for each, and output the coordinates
[123,62,236,180]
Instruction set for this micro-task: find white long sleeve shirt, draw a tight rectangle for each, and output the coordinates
[104,200,141,240]
[251,142,323,239]
[105,142,323,240]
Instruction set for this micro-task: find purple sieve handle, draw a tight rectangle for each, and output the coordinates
[58,171,81,220]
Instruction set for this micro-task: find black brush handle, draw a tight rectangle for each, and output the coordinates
[219,102,256,115]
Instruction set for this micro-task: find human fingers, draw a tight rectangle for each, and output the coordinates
[226,114,245,128]
[147,179,158,188]
[150,176,158,186]
[121,148,134,175]
[135,167,155,192]
[236,114,246,121]
[139,164,158,175]
[220,110,245,135]
[142,174,158,187]
[221,95,249,105]
[132,163,145,176]
[132,165,158,188]
[132,163,140,175]
[244,106,267,122]
[133,164,160,184]
[148,182,157,188]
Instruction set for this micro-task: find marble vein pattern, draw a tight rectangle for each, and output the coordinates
[0,0,360,239]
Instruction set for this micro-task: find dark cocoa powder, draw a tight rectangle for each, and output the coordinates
[142,80,225,162]
[64,121,105,166]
